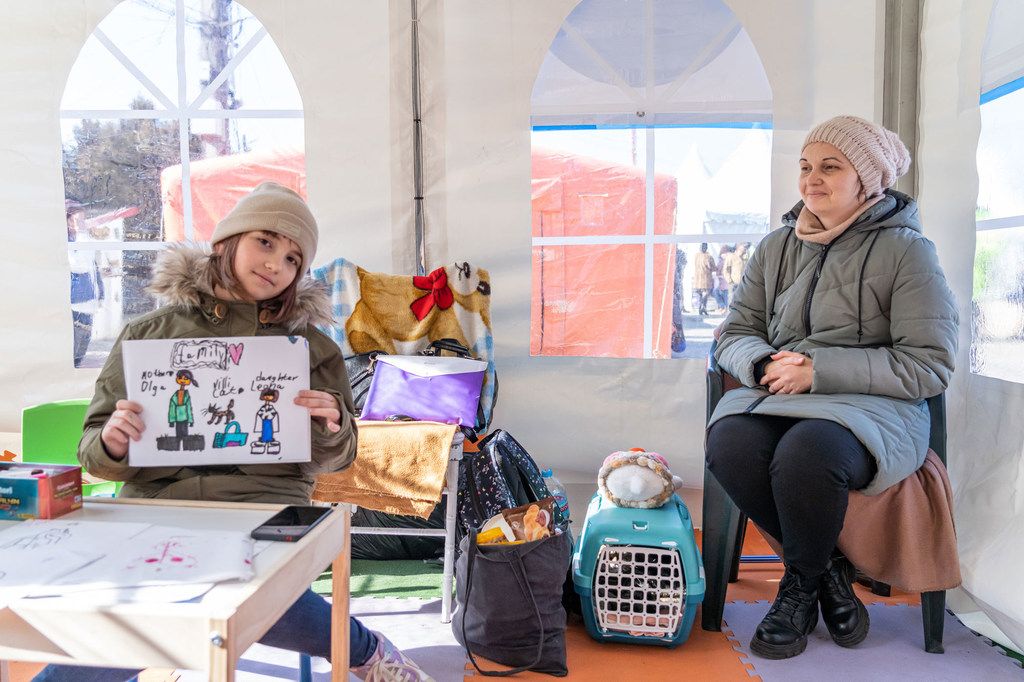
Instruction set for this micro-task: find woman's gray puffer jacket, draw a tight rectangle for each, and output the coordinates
[708,190,958,495]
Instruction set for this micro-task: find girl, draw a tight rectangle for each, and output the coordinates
[35,182,434,682]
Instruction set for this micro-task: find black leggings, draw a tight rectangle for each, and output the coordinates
[705,414,877,578]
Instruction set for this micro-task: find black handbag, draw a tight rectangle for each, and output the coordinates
[344,350,387,414]
[453,526,572,677]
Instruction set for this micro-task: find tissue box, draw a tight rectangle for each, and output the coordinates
[0,462,83,520]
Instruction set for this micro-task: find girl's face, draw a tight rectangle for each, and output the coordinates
[221,231,301,302]
[799,142,864,228]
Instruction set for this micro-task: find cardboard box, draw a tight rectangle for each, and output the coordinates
[0,462,83,520]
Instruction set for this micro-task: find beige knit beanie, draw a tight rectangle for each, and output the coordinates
[211,182,318,268]
[803,116,911,198]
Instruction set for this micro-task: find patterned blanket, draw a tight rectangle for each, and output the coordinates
[312,258,497,429]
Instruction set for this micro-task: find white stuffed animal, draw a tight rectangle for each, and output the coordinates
[598,448,683,509]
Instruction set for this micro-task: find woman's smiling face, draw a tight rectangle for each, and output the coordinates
[799,142,864,228]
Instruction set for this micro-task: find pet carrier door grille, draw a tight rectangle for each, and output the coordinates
[592,544,686,637]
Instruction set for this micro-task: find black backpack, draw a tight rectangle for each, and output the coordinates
[454,429,562,548]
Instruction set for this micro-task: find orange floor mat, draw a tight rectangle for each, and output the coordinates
[463,523,921,681]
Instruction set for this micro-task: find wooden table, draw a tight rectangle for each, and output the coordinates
[0,497,350,682]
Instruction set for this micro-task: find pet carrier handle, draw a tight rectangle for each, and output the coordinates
[461,536,546,676]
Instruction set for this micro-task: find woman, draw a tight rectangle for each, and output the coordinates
[704,116,958,660]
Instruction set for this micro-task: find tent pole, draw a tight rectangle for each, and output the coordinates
[411,0,426,277]
[883,0,920,196]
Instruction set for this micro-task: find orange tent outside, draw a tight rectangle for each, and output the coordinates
[531,147,678,358]
[160,145,307,242]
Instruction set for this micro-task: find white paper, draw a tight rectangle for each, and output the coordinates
[30,524,253,595]
[0,520,144,607]
[122,336,311,466]
[376,354,486,377]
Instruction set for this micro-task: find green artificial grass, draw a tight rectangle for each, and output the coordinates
[313,559,451,599]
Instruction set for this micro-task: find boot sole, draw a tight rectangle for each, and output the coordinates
[749,609,818,660]
[829,601,870,647]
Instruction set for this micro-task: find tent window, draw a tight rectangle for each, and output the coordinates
[60,0,304,368]
[972,0,1024,382]
[530,0,772,360]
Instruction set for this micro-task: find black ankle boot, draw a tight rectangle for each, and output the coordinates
[750,567,820,659]
[819,555,869,647]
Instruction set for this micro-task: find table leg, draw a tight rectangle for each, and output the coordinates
[332,507,351,681]
[208,615,235,682]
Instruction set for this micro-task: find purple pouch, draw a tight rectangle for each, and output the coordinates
[359,355,486,425]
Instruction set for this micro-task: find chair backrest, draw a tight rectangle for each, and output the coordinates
[22,399,121,496]
[21,399,90,466]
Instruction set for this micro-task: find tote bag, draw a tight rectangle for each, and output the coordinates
[453,526,572,677]
[360,354,486,425]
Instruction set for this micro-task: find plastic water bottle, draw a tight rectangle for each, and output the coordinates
[542,468,570,522]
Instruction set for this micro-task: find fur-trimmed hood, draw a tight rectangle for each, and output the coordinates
[147,243,334,332]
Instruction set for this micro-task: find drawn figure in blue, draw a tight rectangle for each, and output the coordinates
[252,387,281,455]
[168,370,197,439]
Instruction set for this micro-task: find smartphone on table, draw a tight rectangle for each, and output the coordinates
[251,505,332,542]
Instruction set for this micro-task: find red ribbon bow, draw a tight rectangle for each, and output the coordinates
[410,267,454,321]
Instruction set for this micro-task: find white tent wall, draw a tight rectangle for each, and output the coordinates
[0,0,1021,654]
[919,0,1024,653]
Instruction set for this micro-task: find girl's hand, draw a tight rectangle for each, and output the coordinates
[760,351,813,394]
[101,399,146,461]
[295,390,342,433]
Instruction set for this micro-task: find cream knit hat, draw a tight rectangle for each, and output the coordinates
[211,182,318,268]
[803,116,911,198]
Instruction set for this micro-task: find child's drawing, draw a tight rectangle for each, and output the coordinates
[159,369,205,451]
[203,398,235,425]
[122,336,311,466]
[251,388,281,455]
[128,539,197,571]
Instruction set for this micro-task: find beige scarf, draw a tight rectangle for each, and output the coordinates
[795,195,883,244]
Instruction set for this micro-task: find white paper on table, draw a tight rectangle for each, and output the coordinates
[122,335,311,467]
[0,519,151,605]
[0,546,101,609]
[32,524,253,595]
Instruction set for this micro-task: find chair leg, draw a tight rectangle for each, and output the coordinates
[299,653,312,681]
[728,521,747,583]
[921,590,946,654]
[701,467,745,632]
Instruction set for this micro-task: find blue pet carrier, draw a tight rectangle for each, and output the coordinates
[572,492,704,648]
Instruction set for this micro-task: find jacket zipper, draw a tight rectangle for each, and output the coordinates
[803,243,831,336]
[744,395,768,413]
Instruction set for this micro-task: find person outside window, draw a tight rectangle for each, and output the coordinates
[67,198,104,367]
[693,242,716,316]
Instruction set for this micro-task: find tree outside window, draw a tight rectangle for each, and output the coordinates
[972,0,1024,382]
[61,0,305,368]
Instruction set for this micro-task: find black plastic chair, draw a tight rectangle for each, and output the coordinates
[701,339,949,653]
